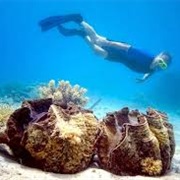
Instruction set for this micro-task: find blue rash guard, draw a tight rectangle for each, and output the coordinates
[101,44,155,74]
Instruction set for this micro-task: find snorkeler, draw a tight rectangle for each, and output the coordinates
[39,14,172,82]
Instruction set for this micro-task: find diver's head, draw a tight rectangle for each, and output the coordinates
[153,52,172,70]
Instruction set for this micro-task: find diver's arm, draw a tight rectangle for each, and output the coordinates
[136,73,153,83]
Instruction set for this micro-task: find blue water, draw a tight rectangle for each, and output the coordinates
[0,0,180,113]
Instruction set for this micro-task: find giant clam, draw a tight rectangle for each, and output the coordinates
[0,98,99,173]
[0,99,175,176]
[96,107,175,176]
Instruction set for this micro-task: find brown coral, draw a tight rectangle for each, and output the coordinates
[1,98,99,173]
[96,107,175,176]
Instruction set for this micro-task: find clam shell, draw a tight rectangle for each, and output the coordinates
[96,107,175,176]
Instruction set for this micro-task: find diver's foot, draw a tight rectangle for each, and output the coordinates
[57,24,86,37]
[70,13,83,23]
[58,14,83,24]
[39,14,83,31]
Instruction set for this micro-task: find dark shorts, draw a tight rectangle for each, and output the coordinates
[102,44,154,73]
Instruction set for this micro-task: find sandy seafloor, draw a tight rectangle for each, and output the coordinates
[0,97,180,180]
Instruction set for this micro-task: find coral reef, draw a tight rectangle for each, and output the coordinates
[0,103,14,123]
[96,107,175,176]
[38,80,88,106]
[0,103,14,143]
[0,98,99,173]
[0,82,37,103]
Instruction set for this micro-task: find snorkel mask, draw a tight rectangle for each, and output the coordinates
[157,57,168,70]
[154,52,172,70]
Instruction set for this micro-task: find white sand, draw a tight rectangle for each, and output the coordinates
[0,151,180,180]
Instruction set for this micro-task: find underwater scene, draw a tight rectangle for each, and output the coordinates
[0,0,180,179]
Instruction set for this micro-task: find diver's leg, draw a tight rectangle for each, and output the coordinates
[83,35,108,58]
[80,21,107,44]
[57,25,86,37]
[77,21,108,57]
[93,44,108,57]
[80,21,130,52]
[57,20,128,58]
[57,25,107,57]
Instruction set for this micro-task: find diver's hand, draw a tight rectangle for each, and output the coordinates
[136,78,145,83]
[136,73,152,83]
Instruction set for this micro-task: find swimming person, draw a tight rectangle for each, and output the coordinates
[39,14,172,82]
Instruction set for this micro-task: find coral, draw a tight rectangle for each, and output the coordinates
[0,82,37,103]
[0,103,14,123]
[1,98,99,173]
[96,107,175,176]
[0,103,14,143]
[38,80,88,106]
